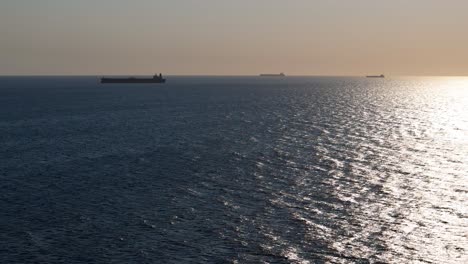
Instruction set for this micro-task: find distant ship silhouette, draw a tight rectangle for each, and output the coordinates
[260,73,286,77]
[366,74,385,78]
[101,73,166,84]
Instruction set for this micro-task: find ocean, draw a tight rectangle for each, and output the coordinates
[0,76,467,263]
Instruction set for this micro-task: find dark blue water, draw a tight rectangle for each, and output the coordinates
[1,76,467,263]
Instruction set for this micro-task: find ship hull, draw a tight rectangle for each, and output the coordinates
[101,78,166,84]
[260,73,285,77]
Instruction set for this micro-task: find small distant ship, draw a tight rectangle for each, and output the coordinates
[366,74,385,78]
[260,73,286,77]
[101,73,166,84]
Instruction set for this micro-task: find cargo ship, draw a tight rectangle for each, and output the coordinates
[260,73,286,77]
[101,74,166,84]
[366,74,385,78]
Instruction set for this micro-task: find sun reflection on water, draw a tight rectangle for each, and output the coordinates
[377,77,468,263]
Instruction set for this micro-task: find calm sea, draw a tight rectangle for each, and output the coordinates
[0,76,467,263]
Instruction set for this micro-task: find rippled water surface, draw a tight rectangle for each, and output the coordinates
[1,76,467,263]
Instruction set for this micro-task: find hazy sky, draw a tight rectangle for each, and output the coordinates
[1,0,468,75]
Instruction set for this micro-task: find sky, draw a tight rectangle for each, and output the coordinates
[1,0,468,76]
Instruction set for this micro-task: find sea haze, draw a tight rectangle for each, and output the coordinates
[0,76,467,263]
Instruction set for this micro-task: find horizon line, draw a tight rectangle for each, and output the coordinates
[1,74,467,78]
